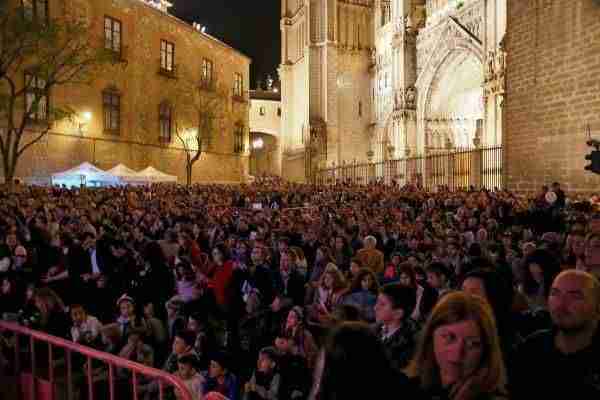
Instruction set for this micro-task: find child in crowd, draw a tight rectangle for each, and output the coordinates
[243,347,281,400]
[175,354,206,400]
[203,352,239,400]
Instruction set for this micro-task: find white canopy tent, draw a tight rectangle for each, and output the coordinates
[135,166,177,184]
[107,164,144,185]
[51,162,122,188]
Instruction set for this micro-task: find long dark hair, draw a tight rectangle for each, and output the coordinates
[317,322,402,400]
[523,249,561,297]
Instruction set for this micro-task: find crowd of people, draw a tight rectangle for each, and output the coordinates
[0,179,598,400]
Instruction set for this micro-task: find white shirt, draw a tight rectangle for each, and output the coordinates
[90,248,101,275]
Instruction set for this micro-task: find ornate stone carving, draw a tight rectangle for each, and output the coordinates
[483,45,507,98]
[394,89,404,110]
[405,86,417,109]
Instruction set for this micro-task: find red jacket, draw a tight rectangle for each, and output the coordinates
[207,260,234,308]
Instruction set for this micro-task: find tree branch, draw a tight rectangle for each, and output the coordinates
[17,125,50,158]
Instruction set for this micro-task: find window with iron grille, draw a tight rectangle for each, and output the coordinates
[22,0,48,24]
[201,58,213,88]
[159,102,172,142]
[103,88,120,134]
[24,73,48,122]
[233,73,243,98]
[104,16,122,55]
[160,40,175,72]
[234,124,245,153]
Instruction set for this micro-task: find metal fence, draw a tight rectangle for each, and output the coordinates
[0,320,193,400]
[315,145,503,190]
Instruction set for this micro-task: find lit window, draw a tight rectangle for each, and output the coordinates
[160,40,175,72]
[24,73,48,121]
[201,58,213,88]
[22,0,47,24]
[159,102,172,142]
[102,88,120,134]
[234,124,245,153]
[104,17,122,54]
[234,73,243,97]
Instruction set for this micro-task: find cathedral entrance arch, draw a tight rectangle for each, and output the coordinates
[423,50,483,152]
[416,17,484,154]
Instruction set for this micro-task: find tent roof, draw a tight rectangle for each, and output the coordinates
[137,166,177,182]
[107,163,140,178]
[51,162,121,184]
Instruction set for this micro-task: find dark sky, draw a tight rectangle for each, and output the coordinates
[171,0,281,89]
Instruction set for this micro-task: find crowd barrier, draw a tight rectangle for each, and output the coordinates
[0,321,193,400]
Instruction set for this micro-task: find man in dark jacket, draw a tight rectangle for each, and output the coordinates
[373,283,420,372]
[512,270,600,399]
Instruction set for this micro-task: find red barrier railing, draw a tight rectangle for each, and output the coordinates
[0,321,193,400]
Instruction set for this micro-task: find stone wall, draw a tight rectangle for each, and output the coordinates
[11,0,251,184]
[505,0,600,195]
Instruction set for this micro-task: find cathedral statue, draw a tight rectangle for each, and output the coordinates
[486,51,495,81]
[394,89,403,110]
[405,86,417,109]
[496,50,506,78]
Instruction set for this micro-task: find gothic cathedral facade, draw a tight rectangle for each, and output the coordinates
[279,0,506,182]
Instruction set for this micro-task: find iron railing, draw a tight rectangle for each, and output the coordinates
[0,320,193,400]
[315,145,503,190]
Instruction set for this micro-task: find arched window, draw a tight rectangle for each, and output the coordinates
[159,101,172,142]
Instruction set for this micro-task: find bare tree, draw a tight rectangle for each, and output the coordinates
[172,68,229,187]
[0,3,109,186]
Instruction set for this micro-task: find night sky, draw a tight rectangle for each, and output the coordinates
[171,0,281,89]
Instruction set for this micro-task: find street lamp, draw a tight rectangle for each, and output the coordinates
[252,138,264,150]
[79,111,92,135]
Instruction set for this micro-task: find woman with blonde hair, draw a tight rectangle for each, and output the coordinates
[406,291,508,400]
[308,264,348,328]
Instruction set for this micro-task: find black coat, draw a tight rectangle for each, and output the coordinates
[273,271,305,307]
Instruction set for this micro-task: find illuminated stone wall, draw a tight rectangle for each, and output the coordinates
[12,0,251,184]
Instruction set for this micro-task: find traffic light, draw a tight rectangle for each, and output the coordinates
[585,150,600,175]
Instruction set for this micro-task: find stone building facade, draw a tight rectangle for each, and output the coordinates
[280,0,506,182]
[249,90,283,177]
[10,0,251,184]
[504,0,600,195]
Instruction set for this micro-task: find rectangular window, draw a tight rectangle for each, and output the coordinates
[233,72,243,98]
[104,16,122,54]
[201,58,213,87]
[259,106,266,116]
[234,124,245,153]
[103,90,120,134]
[22,0,48,24]
[159,102,172,142]
[381,1,391,26]
[160,40,175,72]
[358,101,362,117]
[24,73,48,121]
